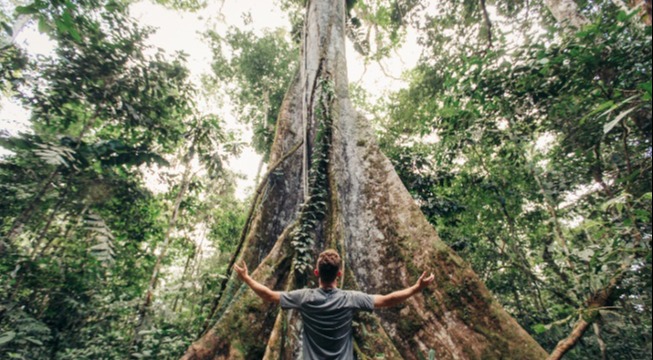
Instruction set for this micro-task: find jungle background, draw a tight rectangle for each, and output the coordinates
[0,0,651,359]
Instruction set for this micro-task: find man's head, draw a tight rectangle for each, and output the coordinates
[314,249,341,284]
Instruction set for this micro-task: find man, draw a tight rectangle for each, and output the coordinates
[234,249,435,359]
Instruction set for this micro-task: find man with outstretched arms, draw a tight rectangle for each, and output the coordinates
[234,249,435,359]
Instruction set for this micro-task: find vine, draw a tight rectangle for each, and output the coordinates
[291,76,336,283]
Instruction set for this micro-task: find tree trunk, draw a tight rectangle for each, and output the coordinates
[181,1,548,359]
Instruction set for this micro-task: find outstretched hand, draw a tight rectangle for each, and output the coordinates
[234,261,249,281]
[415,271,435,290]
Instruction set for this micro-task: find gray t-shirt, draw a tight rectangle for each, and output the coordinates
[280,288,374,360]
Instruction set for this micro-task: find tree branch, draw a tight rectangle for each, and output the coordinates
[479,0,493,52]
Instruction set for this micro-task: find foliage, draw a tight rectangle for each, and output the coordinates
[206,26,298,160]
[1,0,651,358]
[151,0,207,12]
[380,1,651,358]
[0,1,244,359]
[290,78,334,279]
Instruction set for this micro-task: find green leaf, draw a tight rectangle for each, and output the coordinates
[581,100,614,124]
[617,10,629,22]
[55,19,70,33]
[598,95,638,118]
[532,324,547,334]
[1,20,13,36]
[105,1,122,12]
[639,81,652,96]
[617,9,640,22]
[0,331,16,346]
[603,107,636,134]
[68,28,82,42]
[15,5,39,15]
[25,337,43,346]
[37,16,51,34]
[428,349,436,360]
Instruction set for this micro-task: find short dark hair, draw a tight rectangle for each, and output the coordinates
[317,249,341,283]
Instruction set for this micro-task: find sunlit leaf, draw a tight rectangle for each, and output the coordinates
[603,107,637,134]
[0,331,16,346]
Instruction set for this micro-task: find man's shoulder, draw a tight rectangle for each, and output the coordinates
[283,288,314,299]
[340,289,372,296]
[340,289,375,310]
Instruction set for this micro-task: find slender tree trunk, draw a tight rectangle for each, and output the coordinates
[173,226,206,313]
[134,158,193,338]
[593,322,608,360]
[173,241,196,313]
[182,1,548,359]
[479,0,493,51]
[8,186,72,303]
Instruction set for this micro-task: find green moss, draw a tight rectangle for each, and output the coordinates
[208,254,290,358]
[396,310,423,335]
[352,312,403,358]
[471,324,510,360]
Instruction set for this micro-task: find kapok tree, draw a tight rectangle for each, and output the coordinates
[182,1,548,359]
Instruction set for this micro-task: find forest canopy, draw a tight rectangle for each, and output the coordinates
[1,0,651,359]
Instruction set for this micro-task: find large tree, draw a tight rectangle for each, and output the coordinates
[182,1,548,359]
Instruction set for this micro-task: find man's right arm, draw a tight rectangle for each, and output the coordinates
[373,271,434,308]
[234,261,281,303]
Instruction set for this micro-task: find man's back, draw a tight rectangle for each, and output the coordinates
[281,288,374,360]
[234,250,434,358]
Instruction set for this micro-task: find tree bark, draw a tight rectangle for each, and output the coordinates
[547,316,591,360]
[181,1,548,359]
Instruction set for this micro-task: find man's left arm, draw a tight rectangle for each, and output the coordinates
[234,261,281,303]
[373,271,434,308]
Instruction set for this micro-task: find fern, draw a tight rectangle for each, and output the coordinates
[33,142,76,168]
[0,306,51,357]
[85,212,115,266]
